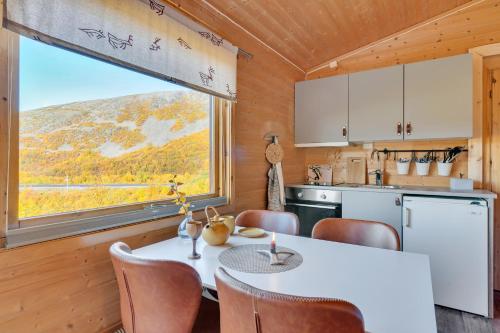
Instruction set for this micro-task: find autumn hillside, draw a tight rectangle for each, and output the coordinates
[19,91,211,218]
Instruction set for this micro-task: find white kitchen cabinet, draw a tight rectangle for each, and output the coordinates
[403,196,488,316]
[404,54,473,140]
[342,191,402,240]
[295,75,349,147]
[349,65,404,142]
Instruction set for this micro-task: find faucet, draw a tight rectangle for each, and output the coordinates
[369,169,383,187]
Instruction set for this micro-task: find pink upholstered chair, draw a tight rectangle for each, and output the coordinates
[235,210,300,235]
[215,267,365,333]
[312,218,400,251]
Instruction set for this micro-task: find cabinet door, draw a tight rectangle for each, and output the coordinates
[295,75,348,146]
[342,191,402,240]
[404,54,473,140]
[349,65,404,142]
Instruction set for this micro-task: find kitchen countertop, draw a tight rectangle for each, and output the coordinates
[286,184,497,199]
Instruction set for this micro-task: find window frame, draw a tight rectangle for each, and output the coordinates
[4,33,233,247]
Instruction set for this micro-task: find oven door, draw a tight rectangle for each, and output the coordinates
[285,201,341,237]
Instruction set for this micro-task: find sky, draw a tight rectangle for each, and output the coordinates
[20,36,186,112]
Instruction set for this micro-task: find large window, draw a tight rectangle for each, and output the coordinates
[6,35,230,233]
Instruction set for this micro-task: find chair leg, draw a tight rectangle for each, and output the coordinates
[192,295,220,333]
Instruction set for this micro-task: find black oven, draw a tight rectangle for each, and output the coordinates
[284,187,342,237]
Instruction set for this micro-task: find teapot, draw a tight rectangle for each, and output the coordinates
[201,206,230,246]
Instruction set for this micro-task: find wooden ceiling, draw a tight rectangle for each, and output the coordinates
[203,0,471,71]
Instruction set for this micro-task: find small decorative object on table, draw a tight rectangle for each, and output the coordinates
[186,220,203,259]
[201,206,230,246]
[169,175,192,239]
[257,232,294,265]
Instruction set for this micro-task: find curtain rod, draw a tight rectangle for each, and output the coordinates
[238,48,253,60]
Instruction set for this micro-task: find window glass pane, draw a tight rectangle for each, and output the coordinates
[19,36,212,219]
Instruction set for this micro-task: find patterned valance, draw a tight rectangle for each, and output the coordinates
[3,0,238,100]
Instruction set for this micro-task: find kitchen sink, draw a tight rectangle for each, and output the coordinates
[361,184,402,189]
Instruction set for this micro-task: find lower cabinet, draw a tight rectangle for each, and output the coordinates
[342,191,402,240]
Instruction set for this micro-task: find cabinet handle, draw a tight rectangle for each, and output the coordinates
[397,122,402,136]
[342,126,347,138]
[406,122,412,136]
[404,207,411,227]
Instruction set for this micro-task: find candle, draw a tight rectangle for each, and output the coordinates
[270,232,276,253]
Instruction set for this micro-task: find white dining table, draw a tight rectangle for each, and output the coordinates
[133,227,437,333]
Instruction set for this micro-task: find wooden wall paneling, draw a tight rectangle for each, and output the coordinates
[491,68,500,290]
[307,0,500,79]
[0,1,306,331]
[0,28,8,242]
[0,217,180,333]
[162,0,306,212]
[468,51,484,188]
[305,140,469,187]
[482,55,500,290]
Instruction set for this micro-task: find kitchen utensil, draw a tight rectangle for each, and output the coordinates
[238,227,266,238]
[219,215,235,235]
[307,165,332,185]
[346,157,366,184]
[396,160,411,175]
[416,161,430,176]
[437,162,453,176]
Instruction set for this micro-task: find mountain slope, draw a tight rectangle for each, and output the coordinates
[19,90,211,185]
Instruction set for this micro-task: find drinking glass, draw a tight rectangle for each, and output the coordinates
[186,220,203,259]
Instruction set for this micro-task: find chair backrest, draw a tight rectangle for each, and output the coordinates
[312,218,400,251]
[235,210,300,235]
[110,242,202,333]
[215,267,364,333]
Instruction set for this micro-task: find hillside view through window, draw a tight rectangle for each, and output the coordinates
[19,37,212,219]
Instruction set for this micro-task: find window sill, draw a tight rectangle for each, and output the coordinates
[6,196,227,248]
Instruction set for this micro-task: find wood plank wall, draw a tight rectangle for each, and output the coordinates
[0,1,305,332]
[304,140,469,187]
[161,0,306,211]
[302,0,500,188]
[2,1,500,332]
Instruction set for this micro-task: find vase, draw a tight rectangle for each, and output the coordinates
[177,211,193,239]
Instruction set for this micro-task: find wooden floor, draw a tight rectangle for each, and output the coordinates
[436,292,500,333]
[114,292,500,333]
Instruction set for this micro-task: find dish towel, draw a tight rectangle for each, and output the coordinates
[267,139,285,211]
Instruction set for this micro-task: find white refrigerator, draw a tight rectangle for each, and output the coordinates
[403,196,488,316]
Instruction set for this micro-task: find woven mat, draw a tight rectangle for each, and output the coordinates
[218,244,303,274]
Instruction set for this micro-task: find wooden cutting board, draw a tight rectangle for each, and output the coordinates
[346,157,366,184]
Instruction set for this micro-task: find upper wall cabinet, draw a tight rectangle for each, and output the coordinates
[295,75,349,147]
[349,65,404,142]
[404,54,473,140]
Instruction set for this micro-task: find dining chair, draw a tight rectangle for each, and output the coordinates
[215,267,364,333]
[110,242,203,333]
[312,218,400,251]
[235,210,300,235]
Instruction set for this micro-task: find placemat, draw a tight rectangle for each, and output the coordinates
[218,244,303,274]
